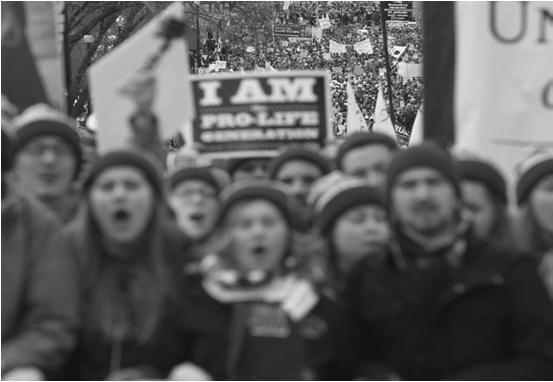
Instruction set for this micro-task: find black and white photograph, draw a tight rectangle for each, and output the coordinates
[2,1,553,380]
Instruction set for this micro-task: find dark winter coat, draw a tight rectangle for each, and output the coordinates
[345,231,553,380]
[179,275,358,380]
[1,185,79,377]
[61,218,193,380]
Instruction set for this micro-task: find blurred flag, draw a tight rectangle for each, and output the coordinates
[346,81,367,134]
[409,104,423,145]
[372,81,397,140]
[389,45,407,60]
[265,61,276,71]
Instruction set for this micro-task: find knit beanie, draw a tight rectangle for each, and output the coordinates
[12,104,82,178]
[516,149,553,205]
[268,147,331,179]
[168,166,221,193]
[226,156,272,176]
[458,159,507,204]
[386,143,461,200]
[336,131,398,170]
[83,150,164,197]
[314,179,386,234]
[219,180,293,225]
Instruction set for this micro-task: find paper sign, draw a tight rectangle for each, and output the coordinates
[246,46,255,53]
[187,71,332,158]
[454,2,553,184]
[88,2,192,153]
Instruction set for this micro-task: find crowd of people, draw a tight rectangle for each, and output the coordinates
[198,1,423,136]
[2,93,553,380]
[3,2,553,381]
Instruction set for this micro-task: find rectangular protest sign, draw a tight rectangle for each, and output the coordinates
[273,25,310,38]
[382,1,415,22]
[187,71,332,158]
[88,3,192,153]
[354,39,374,54]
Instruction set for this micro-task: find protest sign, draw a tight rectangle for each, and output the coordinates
[273,25,310,38]
[354,65,364,75]
[88,2,192,153]
[187,71,332,158]
[215,60,227,70]
[246,46,255,53]
[354,39,374,54]
[322,52,332,61]
[453,2,553,184]
[312,26,323,41]
[319,16,331,30]
[382,1,415,22]
[389,45,407,60]
[300,49,308,58]
[397,62,422,81]
[288,37,312,44]
[329,40,347,54]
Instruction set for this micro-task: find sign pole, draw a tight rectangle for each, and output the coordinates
[379,2,397,128]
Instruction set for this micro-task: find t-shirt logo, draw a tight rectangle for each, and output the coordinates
[247,304,290,338]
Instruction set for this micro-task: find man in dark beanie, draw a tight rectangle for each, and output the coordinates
[10,104,82,223]
[335,131,398,188]
[346,142,553,380]
[269,146,331,207]
[2,126,79,380]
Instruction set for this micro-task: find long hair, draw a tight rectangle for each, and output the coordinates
[69,197,174,344]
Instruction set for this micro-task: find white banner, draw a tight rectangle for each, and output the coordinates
[354,38,374,54]
[246,46,255,53]
[329,40,347,54]
[454,2,553,185]
[347,81,368,134]
[397,62,422,81]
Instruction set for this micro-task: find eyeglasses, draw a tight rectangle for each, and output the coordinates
[22,142,74,159]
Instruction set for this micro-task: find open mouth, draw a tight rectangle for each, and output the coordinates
[189,212,205,223]
[113,208,130,222]
[252,245,267,257]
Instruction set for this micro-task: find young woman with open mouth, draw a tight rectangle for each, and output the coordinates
[62,150,191,380]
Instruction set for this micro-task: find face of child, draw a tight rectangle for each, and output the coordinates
[225,199,289,274]
[169,180,219,240]
[332,204,390,273]
[89,166,155,244]
[461,180,497,239]
[529,174,553,236]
